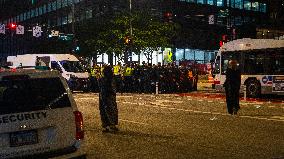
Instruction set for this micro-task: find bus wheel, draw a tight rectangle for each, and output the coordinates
[246,80,261,98]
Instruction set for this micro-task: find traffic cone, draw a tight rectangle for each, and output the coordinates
[208,73,214,83]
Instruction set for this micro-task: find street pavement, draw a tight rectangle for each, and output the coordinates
[73,88,284,159]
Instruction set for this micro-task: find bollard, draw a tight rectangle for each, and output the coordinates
[156,82,159,95]
[243,85,247,101]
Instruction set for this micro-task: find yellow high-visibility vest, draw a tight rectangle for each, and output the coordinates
[113,65,121,76]
[124,67,134,76]
[188,70,193,78]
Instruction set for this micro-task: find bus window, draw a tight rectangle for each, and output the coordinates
[221,52,240,74]
[268,50,284,74]
[243,51,265,75]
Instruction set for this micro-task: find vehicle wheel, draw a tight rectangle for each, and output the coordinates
[246,80,261,98]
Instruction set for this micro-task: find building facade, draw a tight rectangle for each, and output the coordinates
[0,0,280,65]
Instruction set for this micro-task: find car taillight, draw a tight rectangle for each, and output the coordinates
[74,111,84,140]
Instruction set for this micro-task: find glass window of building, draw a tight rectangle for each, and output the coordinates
[31,9,35,18]
[57,0,62,9]
[35,8,38,17]
[26,11,30,19]
[68,12,72,23]
[48,3,52,12]
[62,16,67,25]
[39,6,42,15]
[67,0,73,5]
[86,9,92,19]
[251,2,259,11]
[62,0,67,7]
[195,50,205,63]
[234,0,243,9]
[207,0,214,5]
[185,49,195,61]
[186,0,195,2]
[42,5,46,14]
[52,1,57,11]
[176,49,184,61]
[259,3,266,12]
[244,1,251,10]
[217,0,224,6]
[197,0,205,4]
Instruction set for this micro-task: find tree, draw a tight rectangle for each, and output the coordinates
[81,10,179,64]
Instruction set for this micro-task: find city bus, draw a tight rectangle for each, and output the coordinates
[213,38,284,97]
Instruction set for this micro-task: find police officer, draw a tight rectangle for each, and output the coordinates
[123,64,134,93]
[113,62,123,93]
[89,63,101,92]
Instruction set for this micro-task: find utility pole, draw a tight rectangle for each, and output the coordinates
[71,0,76,53]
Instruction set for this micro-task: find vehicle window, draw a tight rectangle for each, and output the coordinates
[221,51,240,74]
[60,61,84,73]
[0,77,71,115]
[51,61,62,72]
[243,50,266,75]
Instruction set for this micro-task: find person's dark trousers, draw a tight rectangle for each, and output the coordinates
[124,76,132,93]
[225,86,240,114]
[114,75,122,93]
[90,77,98,92]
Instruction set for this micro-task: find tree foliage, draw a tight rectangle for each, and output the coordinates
[80,11,179,63]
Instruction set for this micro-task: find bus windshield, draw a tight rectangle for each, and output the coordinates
[60,61,85,73]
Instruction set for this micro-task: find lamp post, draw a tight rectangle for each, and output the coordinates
[128,0,133,63]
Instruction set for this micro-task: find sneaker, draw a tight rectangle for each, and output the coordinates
[102,126,111,133]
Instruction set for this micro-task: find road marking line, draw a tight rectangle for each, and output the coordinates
[208,101,213,103]
[76,97,98,100]
[119,119,149,125]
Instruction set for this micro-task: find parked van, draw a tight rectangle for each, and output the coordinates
[0,68,85,158]
[7,54,90,91]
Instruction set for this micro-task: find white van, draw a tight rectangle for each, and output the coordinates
[7,54,90,91]
[0,68,85,158]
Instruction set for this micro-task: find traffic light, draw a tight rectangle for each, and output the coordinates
[164,12,173,23]
[10,23,16,30]
[220,34,228,47]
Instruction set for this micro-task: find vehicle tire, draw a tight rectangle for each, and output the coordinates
[246,80,261,98]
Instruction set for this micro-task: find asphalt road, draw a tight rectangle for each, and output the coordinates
[73,92,284,159]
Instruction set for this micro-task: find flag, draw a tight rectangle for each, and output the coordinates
[0,24,5,34]
[208,15,214,25]
[16,25,24,35]
[51,30,59,36]
[33,26,42,37]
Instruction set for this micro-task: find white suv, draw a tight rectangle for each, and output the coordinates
[0,68,85,159]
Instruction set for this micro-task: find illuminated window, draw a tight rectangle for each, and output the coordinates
[62,0,67,7]
[52,1,57,11]
[235,0,243,9]
[207,0,214,5]
[259,3,266,12]
[252,2,259,11]
[217,0,224,6]
[197,0,205,4]
[57,0,62,9]
[48,3,52,12]
[244,1,251,10]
